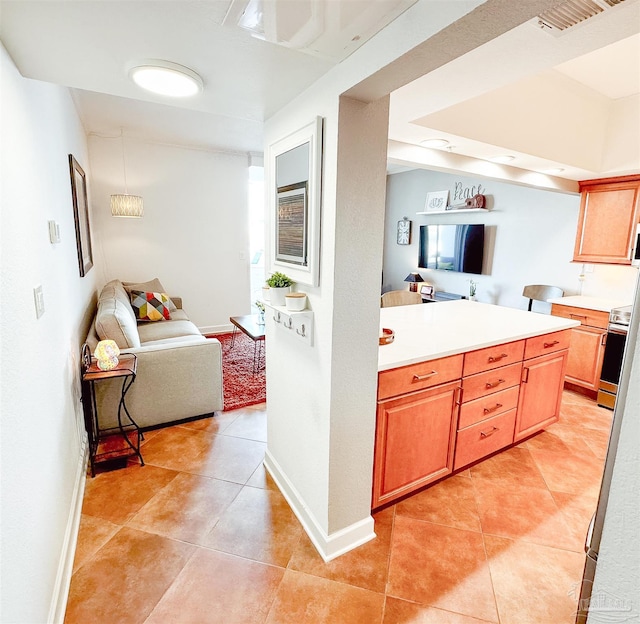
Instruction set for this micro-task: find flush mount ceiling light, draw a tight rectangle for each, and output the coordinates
[542,167,566,175]
[420,138,450,148]
[489,155,516,164]
[129,60,203,97]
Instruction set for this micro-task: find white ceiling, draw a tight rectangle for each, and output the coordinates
[1,0,639,180]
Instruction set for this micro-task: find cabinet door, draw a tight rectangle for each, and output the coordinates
[515,350,568,442]
[573,178,640,264]
[565,325,607,391]
[372,381,459,508]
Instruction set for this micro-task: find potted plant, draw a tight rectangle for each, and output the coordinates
[255,300,265,325]
[266,271,294,306]
[468,279,477,301]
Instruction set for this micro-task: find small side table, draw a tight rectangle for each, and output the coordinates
[81,345,144,476]
[229,315,266,374]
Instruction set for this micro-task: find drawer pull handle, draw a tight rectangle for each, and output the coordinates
[488,353,508,363]
[413,370,438,382]
[570,314,587,320]
[483,403,503,415]
[543,340,560,348]
[485,378,505,389]
[480,426,499,438]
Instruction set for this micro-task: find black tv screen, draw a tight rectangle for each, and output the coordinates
[418,224,485,275]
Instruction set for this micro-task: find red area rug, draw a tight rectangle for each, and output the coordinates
[210,332,266,411]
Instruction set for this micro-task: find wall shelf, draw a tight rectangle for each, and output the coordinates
[416,208,489,215]
[265,303,314,346]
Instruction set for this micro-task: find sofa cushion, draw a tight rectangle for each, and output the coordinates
[123,278,177,312]
[95,280,141,349]
[130,290,173,322]
[137,318,202,343]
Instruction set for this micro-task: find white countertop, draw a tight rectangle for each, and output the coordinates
[547,295,632,312]
[378,300,579,371]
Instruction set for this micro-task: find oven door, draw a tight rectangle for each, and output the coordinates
[597,327,628,408]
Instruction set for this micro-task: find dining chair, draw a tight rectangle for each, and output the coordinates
[381,290,423,307]
[522,284,564,312]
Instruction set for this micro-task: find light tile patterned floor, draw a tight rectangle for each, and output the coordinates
[65,391,612,624]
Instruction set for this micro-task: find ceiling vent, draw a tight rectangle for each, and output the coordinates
[534,0,627,34]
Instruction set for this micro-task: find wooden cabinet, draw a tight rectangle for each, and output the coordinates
[551,304,608,392]
[573,175,640,265]
[372,380,460,508]
[454,340,523,471]
[373,332,570,507]
[515,341,568,442]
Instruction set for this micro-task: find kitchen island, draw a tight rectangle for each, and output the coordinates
[373,300,579,508]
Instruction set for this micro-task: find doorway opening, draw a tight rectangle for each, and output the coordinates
[249,165,265,311]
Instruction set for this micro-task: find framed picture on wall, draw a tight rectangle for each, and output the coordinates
[68,154,93,277]
[425,190,449,212]
[268,116,324,287]
[276,182,308,266]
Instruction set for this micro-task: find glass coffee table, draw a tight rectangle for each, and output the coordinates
[229,314,265,373]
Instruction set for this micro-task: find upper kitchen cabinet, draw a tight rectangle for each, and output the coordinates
[573,175,640,265]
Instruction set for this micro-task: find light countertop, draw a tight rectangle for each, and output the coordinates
[379,300,578,372]
[547,295,632,312]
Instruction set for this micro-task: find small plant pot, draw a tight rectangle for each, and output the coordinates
[285,292,307,311]
[269,286,291,306]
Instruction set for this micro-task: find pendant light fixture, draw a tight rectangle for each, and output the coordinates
[111,130,144,218]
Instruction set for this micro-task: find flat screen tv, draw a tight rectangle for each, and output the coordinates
[418,224,485,275]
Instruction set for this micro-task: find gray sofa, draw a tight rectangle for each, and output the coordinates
[85,278,223,429]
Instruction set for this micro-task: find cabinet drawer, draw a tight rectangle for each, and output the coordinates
[551,304,609,330]
[461,362,522,403]
[524,330,571,360]
[458,385,520,430]
[378,354,464,400]
[463,340,524,376]
[454,408,516,471]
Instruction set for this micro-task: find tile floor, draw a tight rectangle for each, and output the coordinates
[65,390,612,624]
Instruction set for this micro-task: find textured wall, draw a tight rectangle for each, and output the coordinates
[1,42,95,622]
[384,169,637,308]
[589,280,640,621]
[87,136,250,333]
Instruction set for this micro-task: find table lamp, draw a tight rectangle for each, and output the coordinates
[94,340,120,371]
[404,272,424,292]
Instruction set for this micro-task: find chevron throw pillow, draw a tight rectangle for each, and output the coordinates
[130,291,173,322]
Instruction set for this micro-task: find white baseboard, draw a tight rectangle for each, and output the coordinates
[200,323,233,335]
[263,450,376,562]
[48,436,88,624]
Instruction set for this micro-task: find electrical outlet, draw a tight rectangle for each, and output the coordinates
[33,285,45,318]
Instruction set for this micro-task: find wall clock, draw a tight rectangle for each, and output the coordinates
[397,217,411,245]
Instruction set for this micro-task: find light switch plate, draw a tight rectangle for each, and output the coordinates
[48,220,61,244]
[34,285,45,318]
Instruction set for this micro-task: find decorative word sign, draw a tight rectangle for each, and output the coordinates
[453,182,485,202]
